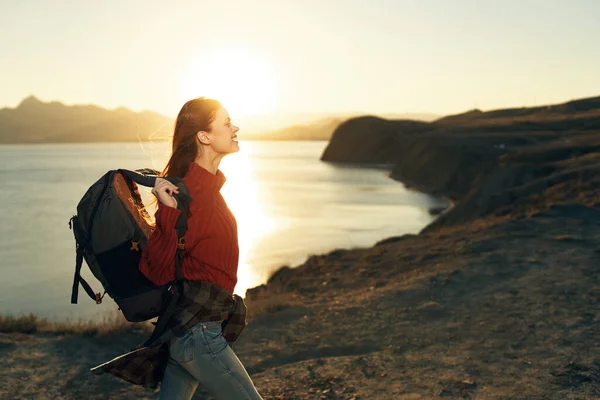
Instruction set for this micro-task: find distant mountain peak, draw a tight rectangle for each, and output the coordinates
[0,96,175,144]
[18,95,44,108]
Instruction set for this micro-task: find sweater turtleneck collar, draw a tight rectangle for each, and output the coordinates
[184,161,227,193]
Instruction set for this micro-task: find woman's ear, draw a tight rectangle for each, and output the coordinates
[197,131,210,145]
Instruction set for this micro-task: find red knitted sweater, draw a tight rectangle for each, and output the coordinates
[139,162,239,295]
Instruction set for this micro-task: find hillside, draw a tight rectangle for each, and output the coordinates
[241,116,345,141]
[0,96,174,143]
[322,95,600,200]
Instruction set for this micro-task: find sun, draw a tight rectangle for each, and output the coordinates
[179,46,277,118]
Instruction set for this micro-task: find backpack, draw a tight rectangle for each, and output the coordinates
[68,168,192,343]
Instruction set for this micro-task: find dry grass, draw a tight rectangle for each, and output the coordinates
[2,283,303,334]
[244,266,304,321]
[0,311,154,337]
[2,266,304,335]
[244,288,302,321]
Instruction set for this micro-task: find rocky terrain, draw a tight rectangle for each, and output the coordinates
[2,96,600,399]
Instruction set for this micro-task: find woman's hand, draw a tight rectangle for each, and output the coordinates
[151,178,179,209]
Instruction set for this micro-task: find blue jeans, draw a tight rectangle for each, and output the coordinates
[160,320,263,400]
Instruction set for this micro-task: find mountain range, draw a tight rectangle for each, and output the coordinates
[0,95,439,144]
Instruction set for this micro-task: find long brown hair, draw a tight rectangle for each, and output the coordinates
[146,97,221,211]
[161,97,222,178]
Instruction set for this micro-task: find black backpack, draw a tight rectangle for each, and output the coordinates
[69,168,191,344]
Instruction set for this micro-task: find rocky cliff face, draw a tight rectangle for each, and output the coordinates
[320,116,433,164]
[424,134,600,231]
[321,96,600,218]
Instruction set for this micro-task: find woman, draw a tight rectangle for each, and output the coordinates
[139,97,263,400]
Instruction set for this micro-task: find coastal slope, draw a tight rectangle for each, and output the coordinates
[322,95,600,200]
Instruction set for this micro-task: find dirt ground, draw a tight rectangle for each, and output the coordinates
[2,202,599,399]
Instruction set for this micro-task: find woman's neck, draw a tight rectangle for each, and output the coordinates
[194,153,222,175]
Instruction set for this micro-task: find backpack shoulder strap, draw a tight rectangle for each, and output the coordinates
[117,169,193,205]
[70,243,101,304]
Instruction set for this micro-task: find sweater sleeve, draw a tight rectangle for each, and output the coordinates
[139,202,183,286]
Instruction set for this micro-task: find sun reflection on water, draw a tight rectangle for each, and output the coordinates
[219,144,277,297]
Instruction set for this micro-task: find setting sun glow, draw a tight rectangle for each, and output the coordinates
[180,46,277,118]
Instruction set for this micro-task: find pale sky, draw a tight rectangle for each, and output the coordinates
[1,0,599,120]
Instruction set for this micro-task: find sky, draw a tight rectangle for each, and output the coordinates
[1,0,599,121]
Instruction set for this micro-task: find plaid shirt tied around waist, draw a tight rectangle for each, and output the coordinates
[90,280,247,388]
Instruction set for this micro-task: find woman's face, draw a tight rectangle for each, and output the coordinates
[200,107,239,155]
